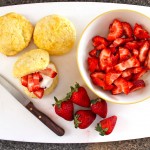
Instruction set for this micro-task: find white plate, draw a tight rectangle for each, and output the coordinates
[0,2,150,143]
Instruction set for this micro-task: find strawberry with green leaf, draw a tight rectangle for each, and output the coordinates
[95,115,117,136]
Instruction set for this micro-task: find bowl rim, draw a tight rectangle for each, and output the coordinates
[77,9,150,105]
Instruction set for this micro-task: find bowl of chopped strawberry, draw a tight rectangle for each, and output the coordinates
[77,9,150,104]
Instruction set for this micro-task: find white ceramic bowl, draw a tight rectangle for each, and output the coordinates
[77,9,150,104]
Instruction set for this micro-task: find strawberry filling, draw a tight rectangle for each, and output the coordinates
[21,67,57,99]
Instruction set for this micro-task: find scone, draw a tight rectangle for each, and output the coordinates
[13,49,58,99]
[33,14,76,55]
[0,12,33,56]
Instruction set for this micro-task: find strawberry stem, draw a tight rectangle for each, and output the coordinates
[95,123,108,136]
[90,98,101,104]
[74,114,81,128]
[54,96,63,108]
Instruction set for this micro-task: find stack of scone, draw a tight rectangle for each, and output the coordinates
[0,12,76,98]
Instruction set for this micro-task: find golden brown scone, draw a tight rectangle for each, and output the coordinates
[33,14,76,55]
[13,49,50,78]
[0,12,33,56]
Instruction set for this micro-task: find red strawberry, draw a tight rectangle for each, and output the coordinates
[89,49,97,57]
[130,80,145,92]
[125,41,139,50]
[122,22,133,38]
[107,19,123,41]
[33,88,44,99]
[133,67,144,74]
[21,75,28,87]
[121,68,133,78]
[132,49,139,57]
[91,98,107,118]
[27,74,34,92]
[95,116,117,136]
[134,23,149,39]
[119,47,131,61]
[40,68,57,78]
[74,110,96,129]
[96,44,106,50]
[54,97,74,121]
[114,77,130,94]
[92,36,108,47]
[87,57,99,73]
[111,86,122,95]
[70,83,91,107]
[99,48,111,70]
[113,38,126,47]
[115,56,140,71]
[32,72,42,91]
[139,41,149,63]
[105,71,121,85]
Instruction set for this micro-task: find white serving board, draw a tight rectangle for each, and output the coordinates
[0,2,150,143]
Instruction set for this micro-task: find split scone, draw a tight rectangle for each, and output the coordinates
[13,49,58,98]
[33,14,76,55]
[0,12,33,56]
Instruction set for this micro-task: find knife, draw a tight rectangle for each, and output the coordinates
[0,74,65,136]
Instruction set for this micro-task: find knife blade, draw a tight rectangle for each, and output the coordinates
[0,74,65,136]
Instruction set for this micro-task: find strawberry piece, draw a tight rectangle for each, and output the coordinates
[111,86,122,95]
[21,75,28,87]
[32,72,42,91]
[121,68,133,78]
[114,77,130,94]
[92,36,108,47]
[103,84,115,91]
[107,19,123,41]
[113,38,126,47]
[27,74,34,92]
[130,80,145,92]
[132,49,139,57]
[128,81,134,89]
[54,97,74,121]
[125,41,139,50]
[134,23,149,39]
[40,68,57,78]
[96,44,106,50]
[74,110,96,129]
[90,72,105,87]
[115,56,140,72]
[105,71,121,85]
[144,50,150,69]
[33,88,44,99]
[95,116,117,135]
[133,67,144,74]
[70,83,91,107]
[99,48,111,70]
[139,41,149,63]
[91,98,107,118]
[132,68,147,80]
[89,49,97,57]
[87,57,99,73]
[119,47,131,61]
[122,22,133,38]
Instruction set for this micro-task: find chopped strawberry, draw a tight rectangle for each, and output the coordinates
[40,68,57,78]
[114,77,130,94]
[111,53,119,66]
[134,23,149,39]
[103,84,115,91]
[130,80,145,92]
[96,44,106,50]
[87,57,99,73]
[32,73,41,91]
[111,85,122,95]
[113,38,126,47]
[125,41,139,50]
[27,74,34,92]
[119,47,131,61]
[133,67,144,74]
[105,71,121,85]
[128,81,134,89]
[132,68,148,80]
[92,36,108,47]
[139,41,149,63]
[89,49,97,57]
[115,56,140,71]
[121,68,133,78]
[99,48,111,70]
[132,49,139,57]
[107,19,123,41]
[33,88,44,99]
[21,75,28,87]
[122,22,133,38]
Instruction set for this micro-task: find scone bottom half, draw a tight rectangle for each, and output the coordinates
[13,49,58,99]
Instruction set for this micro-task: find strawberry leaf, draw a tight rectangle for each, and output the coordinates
[74,114,81,128]
[95,123,108,136]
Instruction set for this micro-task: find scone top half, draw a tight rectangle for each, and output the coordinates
[13,49,58,98]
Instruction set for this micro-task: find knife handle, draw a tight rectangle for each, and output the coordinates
[26,102,65,136]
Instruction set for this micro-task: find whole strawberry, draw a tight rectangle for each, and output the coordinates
[95,115,117,136]
[70,83,90,107]
[53,97,74,121]
[91,98,107,118]
[74,110,96,129]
